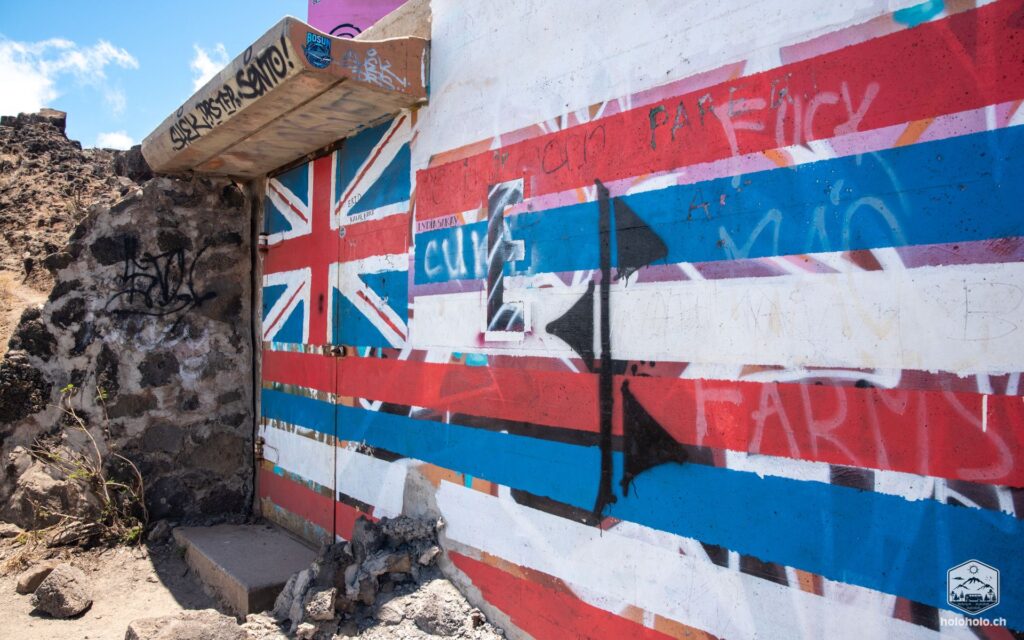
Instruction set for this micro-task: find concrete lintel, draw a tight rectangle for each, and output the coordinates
[141,16,428,179]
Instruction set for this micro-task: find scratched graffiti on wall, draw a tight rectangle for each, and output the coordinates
[337,47,409,91]
[258,2,1024,638]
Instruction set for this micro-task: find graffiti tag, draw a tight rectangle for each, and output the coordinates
[105,237,216,325]
[169,36,295,151]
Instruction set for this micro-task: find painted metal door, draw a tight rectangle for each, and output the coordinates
[257,115,413,543]
[258,151,341,543]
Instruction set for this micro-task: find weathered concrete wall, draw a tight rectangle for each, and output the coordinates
[257,0,1024,638]
[1,173,255,526]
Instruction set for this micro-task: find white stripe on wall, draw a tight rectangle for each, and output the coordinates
[438,480,973,640]
[411,261,1024,375]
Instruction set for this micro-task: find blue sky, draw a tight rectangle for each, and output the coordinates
[0,2,305,148]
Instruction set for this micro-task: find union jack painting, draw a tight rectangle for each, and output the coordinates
[261,116,411,347]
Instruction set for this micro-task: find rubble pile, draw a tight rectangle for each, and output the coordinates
[243,516,504,640]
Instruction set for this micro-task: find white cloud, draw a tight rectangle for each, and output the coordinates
[0,37,138,117]
[95,130,133,149]
[104,88,127,115]
[190,43,229,91]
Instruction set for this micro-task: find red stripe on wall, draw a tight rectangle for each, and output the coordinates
[624,376,1024,488]
[264,349,600,431]
[263,349,334,388]
[262,350,1024,486]
[260,466,381,541]
[415,1,1024,219]
[258,466,334,534]
[335,500,376,540]
[450,552,689,640]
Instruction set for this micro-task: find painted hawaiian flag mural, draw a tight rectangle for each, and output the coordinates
[261,2,1024,638]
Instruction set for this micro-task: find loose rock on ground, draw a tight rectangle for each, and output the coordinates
[29,562,93,617]
[15,561,54,594]
[125,608,248,640]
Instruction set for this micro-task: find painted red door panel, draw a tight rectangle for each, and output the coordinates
[258,115,413,543]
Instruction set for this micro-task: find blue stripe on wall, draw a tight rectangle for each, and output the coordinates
[414,124,1024,284]
[263,387,334,436]
[261,388,1024,627]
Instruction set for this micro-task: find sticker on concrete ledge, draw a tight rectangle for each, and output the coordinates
[304,32,332,69]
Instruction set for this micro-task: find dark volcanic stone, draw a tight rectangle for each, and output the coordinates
[156,229,191,253]
[197,484,245,515]
[42,251,74,272]
[191,432,247,475]
[216,390,242,405]
[180,394,200,411]
[89,234,135,266]
[138,351,179,388]
[47,279,82,302]
[142,421,183,453]
[112,145,153,183]
[0,352,51,425]
[165,187,203,208]
[146,476,189,519]
[219,184,246,209]
[95,344,119,399]
[70,321,95,355]
[51,297,86,329]
[105,391,157,419]
[9,309,56,359]
[212,230,243,246]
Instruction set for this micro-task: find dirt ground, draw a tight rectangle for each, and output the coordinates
[0,537,224,640]
[0,270,48,358]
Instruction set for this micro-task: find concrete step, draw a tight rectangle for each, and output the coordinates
[173,522,317,616]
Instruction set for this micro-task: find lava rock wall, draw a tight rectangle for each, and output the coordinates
[0,167,255,526]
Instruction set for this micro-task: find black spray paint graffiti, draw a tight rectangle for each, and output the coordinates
[546,179,685,518]
[105,237,216,326]
[169,35,295,151]
[330,23,362,38]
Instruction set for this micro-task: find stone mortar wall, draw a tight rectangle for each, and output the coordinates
[0,173,254,526]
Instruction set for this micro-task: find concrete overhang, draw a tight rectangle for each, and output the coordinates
[141,16,428,179]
